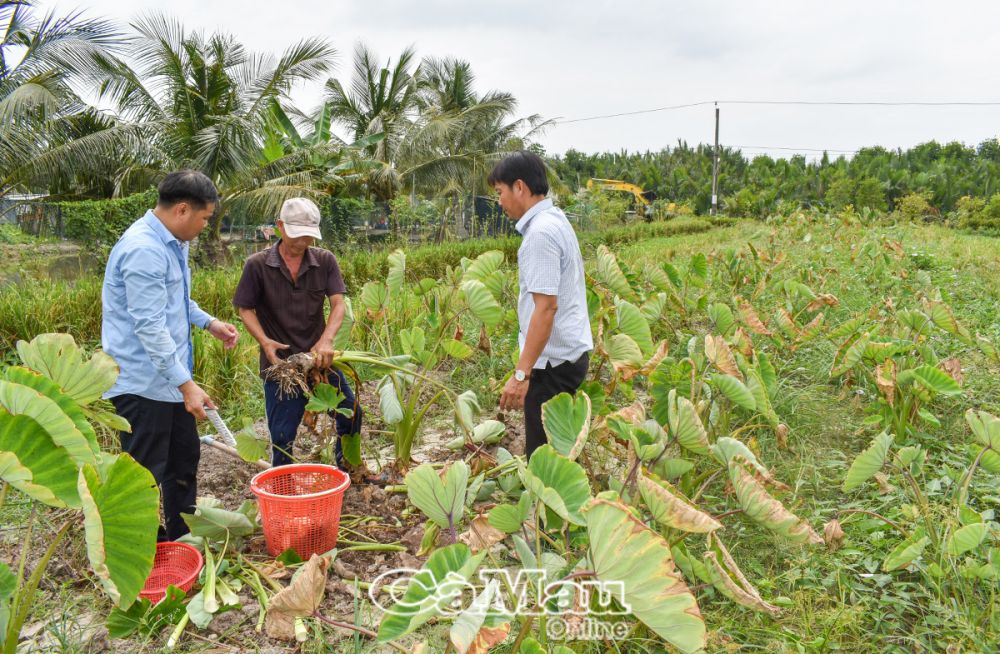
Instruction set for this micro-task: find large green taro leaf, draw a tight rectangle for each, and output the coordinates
[461,280,503,328]
[667,389,710,455]
[79,454,159,608]
[4,366,99,456]
[405,461,469,531]
[520,445,591,526]
[17,333,119,405]
[0,377,96,467]
[615,298,654,356]
[967,409,1000,451]
[595,245,635,300]
[541,392,591,461]
[582,497,706,653]
[377,543,485,642]
[842,432,893,492]
[711,373,756,412]
[386,249,406,296]
[0,411,81,507]
[181,497,256,540]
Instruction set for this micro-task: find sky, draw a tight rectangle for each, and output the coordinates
[41,0,1000,159]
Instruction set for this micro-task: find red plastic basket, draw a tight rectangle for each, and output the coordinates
[250,463,351,558]
[139,542,204,603]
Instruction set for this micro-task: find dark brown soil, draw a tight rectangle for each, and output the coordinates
[5,378,525,653]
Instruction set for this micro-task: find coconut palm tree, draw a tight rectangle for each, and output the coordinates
[323,43,420,201]
[96,14,337,239]
[0,0,123,196]
[14,13,337,246]
[401,56,549,236]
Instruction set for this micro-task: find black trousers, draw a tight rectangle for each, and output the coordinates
[110,394,199,541]
[524,352,590,460]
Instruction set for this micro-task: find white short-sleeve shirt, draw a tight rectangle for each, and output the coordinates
[514,198,594,368]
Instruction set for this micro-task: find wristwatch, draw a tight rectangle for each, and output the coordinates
[514,369,528,382]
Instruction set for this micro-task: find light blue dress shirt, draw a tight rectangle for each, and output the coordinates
[102,210,214,402]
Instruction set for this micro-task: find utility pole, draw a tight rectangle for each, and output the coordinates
[711,102,720,215]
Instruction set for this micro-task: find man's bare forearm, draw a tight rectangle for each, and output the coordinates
[238,307,271,346]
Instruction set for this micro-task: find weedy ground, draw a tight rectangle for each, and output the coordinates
[2,214,999,653]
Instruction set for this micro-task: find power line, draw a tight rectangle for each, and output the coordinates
[553,101,714,124]
[733,145,860,154]
[552,99,1000,125]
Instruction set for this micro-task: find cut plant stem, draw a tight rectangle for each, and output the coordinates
[341,543,406,552]
[166,612,190,649]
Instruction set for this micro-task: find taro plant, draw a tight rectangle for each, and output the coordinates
[303,382,361,466]
[586,245,691,394]
[379,375,824,653]
[106,498,263,647]
[824,293,998,440]
[263,339,490,473]
[839,410,1000,594]
[0,334,160,653]
[352,249,512,470]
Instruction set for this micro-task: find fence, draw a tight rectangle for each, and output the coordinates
[1,196,62,237]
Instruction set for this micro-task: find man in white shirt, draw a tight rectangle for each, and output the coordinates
[492,151,593,459]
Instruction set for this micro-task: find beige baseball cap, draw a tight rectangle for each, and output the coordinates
[279,197,323,239]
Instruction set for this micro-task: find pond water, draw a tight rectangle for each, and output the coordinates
[0,246,103,287]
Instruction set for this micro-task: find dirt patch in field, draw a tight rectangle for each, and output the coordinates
[6,378,523,652]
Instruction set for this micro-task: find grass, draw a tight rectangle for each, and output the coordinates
[2,212,999,653]
[620,214,1000,653]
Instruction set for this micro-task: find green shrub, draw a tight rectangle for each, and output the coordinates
[824,177,855,210]
[320,196,376,244]
[894,192,937,221]
[0,224,33,245]
[854,177,887,212]
[956,194,1000,232]
[57,190,158,244]
[723,187,761,217]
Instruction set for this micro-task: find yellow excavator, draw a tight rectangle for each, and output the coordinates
[586,178,656,220]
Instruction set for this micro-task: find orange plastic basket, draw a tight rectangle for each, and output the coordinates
[250,463,351,558]
[139,541,204,603]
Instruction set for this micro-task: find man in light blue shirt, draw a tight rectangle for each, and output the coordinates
[491,151,593,459]
[102,170,238,540]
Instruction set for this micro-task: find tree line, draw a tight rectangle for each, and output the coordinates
[548,139,1000,219]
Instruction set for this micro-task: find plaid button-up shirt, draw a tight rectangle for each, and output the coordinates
[514,199,594,368]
